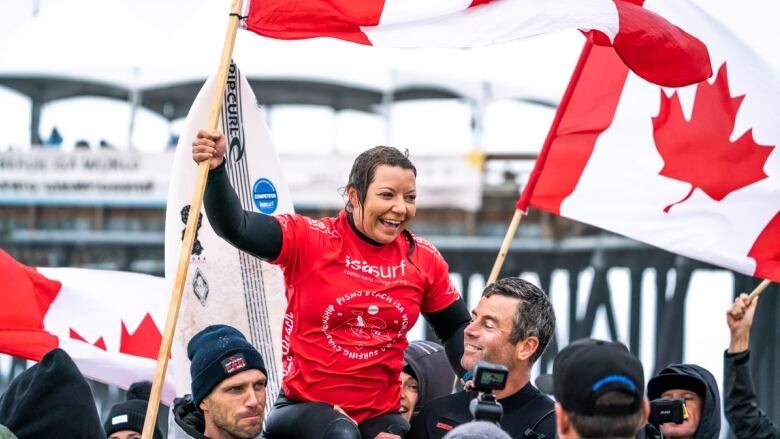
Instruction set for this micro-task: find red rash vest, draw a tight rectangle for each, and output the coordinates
[271,210,459,422]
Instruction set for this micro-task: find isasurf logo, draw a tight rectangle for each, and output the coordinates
[180,205,203,256]
[221,353,247,374]
[344,255,406,279]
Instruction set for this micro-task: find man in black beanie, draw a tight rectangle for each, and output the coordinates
[0,348,105,438]
[171,324,267,439]
[104,381,163,439]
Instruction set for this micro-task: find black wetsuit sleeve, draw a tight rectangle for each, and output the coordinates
[424,299,470,378]
[203,162,283,261]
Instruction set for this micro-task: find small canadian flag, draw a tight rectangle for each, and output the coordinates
[0,250,176,403]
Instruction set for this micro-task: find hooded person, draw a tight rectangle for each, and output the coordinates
[400,341,456,422]
[647,364,721,439]
[170,324,267,439]
[104,381,163,439]
[0,348,105,439]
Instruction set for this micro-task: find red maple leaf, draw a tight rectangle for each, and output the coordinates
[653,62,775,213]
[69,328,107,351]
[67,314,165,360]
[120,313,165,360]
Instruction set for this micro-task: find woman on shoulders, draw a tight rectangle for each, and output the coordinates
[193,130,470,438]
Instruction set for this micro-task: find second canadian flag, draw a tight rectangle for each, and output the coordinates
[521,0,780,282]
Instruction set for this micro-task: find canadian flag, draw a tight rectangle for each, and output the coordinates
[520,0,780,282]
[242,0,712,87]
[0,249,176,402]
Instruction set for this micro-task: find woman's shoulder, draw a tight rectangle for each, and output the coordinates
[406,230,444,261]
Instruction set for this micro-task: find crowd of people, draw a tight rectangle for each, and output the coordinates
[0,288,773,439]
[0,134,775,439]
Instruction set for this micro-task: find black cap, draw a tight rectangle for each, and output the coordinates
[647,369,706,401]
[553,338,644,416]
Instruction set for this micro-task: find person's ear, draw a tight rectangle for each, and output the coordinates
[516,336,540,362]
[640,397,650,426]
[347,186,359,211]
[555,402,570,437]
[199,397,209,413]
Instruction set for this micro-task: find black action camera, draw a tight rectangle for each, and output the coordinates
[638,398,687,439]
[472,360,509,392]
[469,361,509,424]
[649,398,686,426]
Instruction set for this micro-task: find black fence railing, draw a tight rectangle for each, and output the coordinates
[2,235,778,434]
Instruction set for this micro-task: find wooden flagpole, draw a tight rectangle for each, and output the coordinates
[487,209,524,284]
[142,0,244,437]
[749,279,772,299]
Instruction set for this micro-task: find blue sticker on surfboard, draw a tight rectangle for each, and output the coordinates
[253,178,278,214]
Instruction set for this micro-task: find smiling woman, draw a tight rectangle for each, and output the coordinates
[345,147,418,244]
[192,129,471,438]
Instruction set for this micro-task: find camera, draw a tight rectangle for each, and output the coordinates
[471,361,509,393]
[649,398,687,426]
[468,361,509,424]
[638,398,688,438]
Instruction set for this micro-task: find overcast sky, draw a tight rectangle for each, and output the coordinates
[0,0,778,154]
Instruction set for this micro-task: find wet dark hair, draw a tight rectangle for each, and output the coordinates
[343,145,417,215]
[343,146,418,264]
[482,277,556,364]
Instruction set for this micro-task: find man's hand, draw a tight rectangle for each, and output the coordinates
[373,434,402,439]
[727,293,758,353]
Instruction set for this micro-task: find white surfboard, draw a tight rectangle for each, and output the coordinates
[164,62,293,406]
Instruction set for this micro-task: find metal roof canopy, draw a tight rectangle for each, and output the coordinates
[1,74,557,145]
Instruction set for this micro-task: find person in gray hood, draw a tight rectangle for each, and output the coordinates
[647,363,721,439]
[400,341,456,422]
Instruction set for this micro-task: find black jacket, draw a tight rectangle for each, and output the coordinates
[0,348,105,439]
[724,350,780,439]
[408,383,555,439]
[170,395,209,439]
